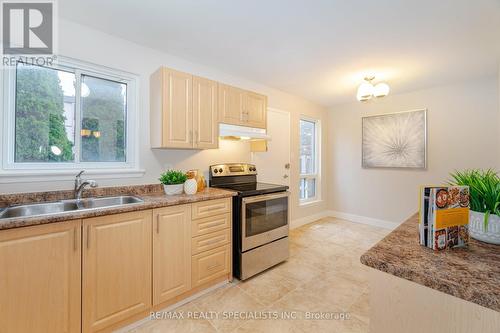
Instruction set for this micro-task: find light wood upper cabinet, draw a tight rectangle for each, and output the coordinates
[244,91,267,128]
[151,66,268,149]
[218,83,267,129]
[83,211,152,333]
[218,83,245,126]
[150,67,193,149]
[153,205,192,305]
[0,220,81,333]
[150,67,219,149]
[193,76,219,149]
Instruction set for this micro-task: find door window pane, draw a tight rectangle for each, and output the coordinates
[80,75,127,162]
[14,63,76,162]
[300,178,316,200]
[300,120,315,174]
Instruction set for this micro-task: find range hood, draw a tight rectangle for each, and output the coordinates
[219,124,271,141]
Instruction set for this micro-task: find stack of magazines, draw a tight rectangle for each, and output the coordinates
[419,186,470,250]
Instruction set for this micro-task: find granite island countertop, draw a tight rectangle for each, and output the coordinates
[361,214,500,312]
[0,185,236,230]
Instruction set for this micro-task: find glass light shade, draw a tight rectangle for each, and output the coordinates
[357,82,374,101]
[50,145,62,156]
[373,82,390,97]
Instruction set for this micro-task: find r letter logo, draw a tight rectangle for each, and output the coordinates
[3,2,53,54]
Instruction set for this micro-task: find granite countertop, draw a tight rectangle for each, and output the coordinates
[0,185,236,230]
[361,214,500,312]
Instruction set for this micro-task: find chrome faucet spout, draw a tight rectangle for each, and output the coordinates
[74,171,98,200]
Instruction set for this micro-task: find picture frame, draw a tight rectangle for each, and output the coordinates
[361,109,427,169]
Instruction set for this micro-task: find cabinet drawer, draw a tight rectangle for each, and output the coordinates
[192,198,231,220]
[192,228,230,255]
[192,213,231,237]
[192,244,230,287]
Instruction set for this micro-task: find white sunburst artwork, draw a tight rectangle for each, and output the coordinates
[362,109,427,168]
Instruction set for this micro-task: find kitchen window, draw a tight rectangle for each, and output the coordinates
[299,117,320,203]
[1,57,140,179]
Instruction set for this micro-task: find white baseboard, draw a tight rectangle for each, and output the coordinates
[328,210,399,230]
[291,210,399,230]
[290,211,331,229]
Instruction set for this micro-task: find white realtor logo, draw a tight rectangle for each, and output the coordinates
[2,1,53,54]
[9,7,48,48]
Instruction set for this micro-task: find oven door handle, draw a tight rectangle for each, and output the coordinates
[242,191,289,204]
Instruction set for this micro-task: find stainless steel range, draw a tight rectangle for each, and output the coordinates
[209,163,290,280]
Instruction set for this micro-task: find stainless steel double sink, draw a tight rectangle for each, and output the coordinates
[0,196,144,219]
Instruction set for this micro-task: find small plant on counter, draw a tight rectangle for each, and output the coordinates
[449,169,500,245]
[159,170,188,195]
[159,170,188,185]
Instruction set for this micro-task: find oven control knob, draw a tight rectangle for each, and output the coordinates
[214,169,218,173]
[218,168,223,173]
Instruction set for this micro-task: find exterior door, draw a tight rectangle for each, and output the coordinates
[0,220,81,333]
[218,83,245,126]
[83,211,152,333]
[153,205,192,305]
[193,76,219,149]
[162,68,193,148]
[252,108,291,186]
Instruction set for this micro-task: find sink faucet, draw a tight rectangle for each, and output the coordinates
[74,170,98,200]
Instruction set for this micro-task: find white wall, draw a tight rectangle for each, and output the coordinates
[328,77,500,224]
[0,19,329,221]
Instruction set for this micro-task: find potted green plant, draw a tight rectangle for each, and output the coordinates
[449,169,500,245]
[159,170,188,195]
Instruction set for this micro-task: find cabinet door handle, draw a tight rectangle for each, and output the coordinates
[73,227,78,252]
[156,215,160,234]
[86,225,91,249]
[195,130,198,145]
[189,130,193,144]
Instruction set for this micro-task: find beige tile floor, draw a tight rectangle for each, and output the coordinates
[127,217,391,333]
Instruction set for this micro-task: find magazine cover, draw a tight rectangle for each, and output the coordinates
[432,186,470,250]
[419,186,470,250]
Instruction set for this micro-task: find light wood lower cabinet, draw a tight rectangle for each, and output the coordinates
[1,198,232,333]
[192,244,231,288]
[82,211,152,333]
[0,220,81,333]
[153,205,192,305]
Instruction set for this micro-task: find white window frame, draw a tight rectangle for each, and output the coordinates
[299,116,321,204]
[0,56,143,182]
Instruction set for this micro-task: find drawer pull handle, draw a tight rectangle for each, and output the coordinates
[201,204,225,212]
[200,236,225,246]
[207,263,221,271]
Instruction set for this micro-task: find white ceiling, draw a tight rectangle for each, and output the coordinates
[59,0,500,107]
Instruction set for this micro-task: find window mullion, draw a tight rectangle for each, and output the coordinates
[74,70,82,164]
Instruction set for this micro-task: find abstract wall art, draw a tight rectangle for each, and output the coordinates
[362,109,427,168]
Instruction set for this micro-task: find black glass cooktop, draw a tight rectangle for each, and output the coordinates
[212,182,288,196]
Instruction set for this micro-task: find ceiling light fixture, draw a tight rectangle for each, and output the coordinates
[357,76,390,101]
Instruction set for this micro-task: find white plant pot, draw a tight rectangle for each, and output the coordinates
[184,179,198,195]
[469,211,500,245]
[163,184,184,196]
